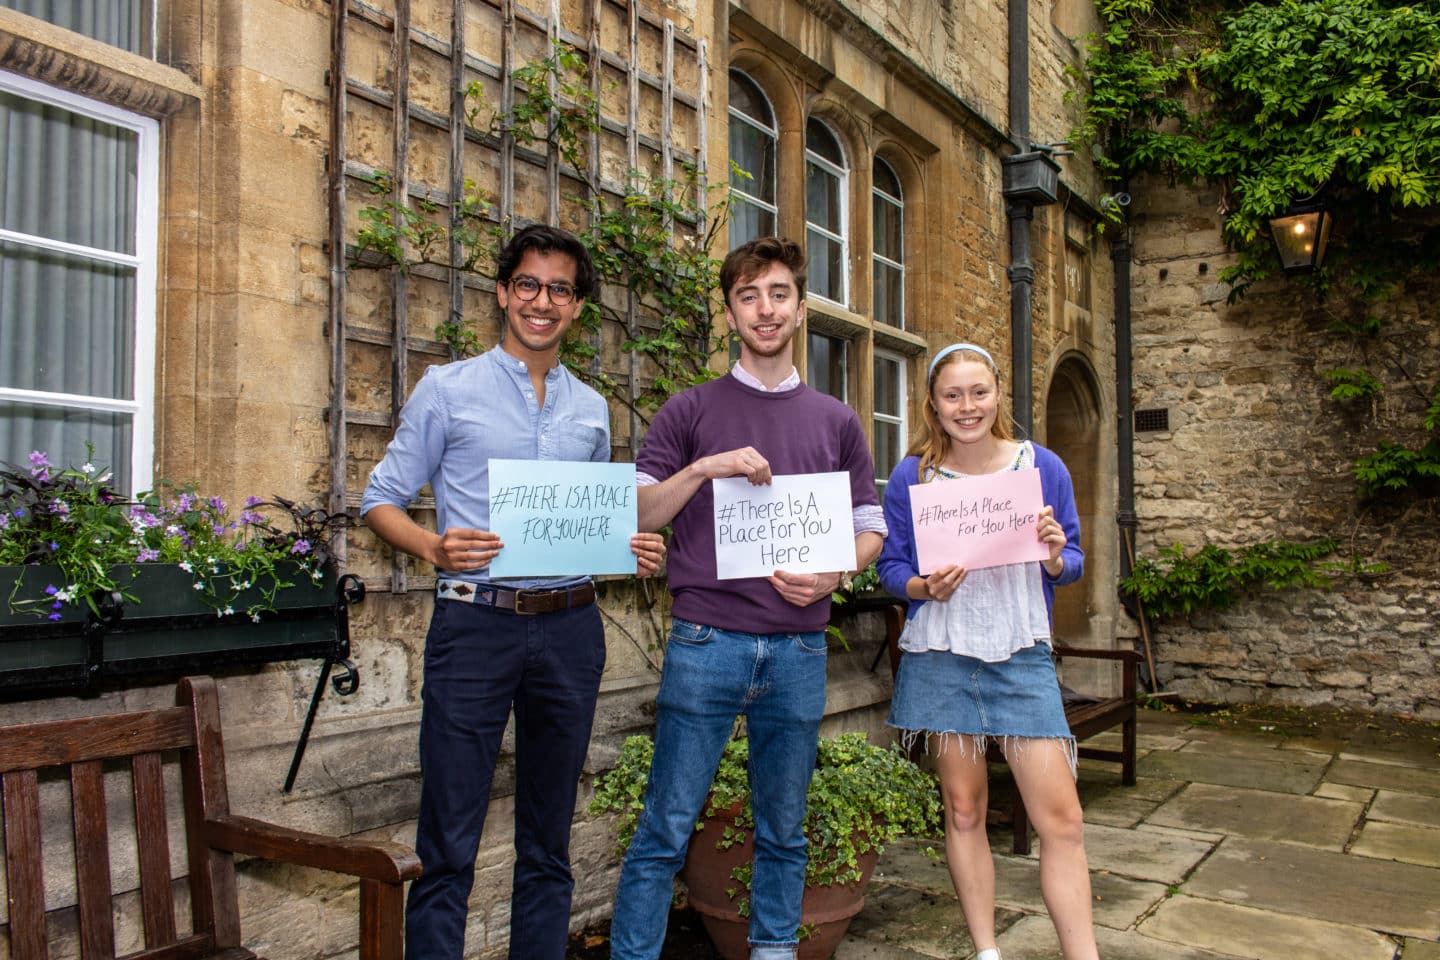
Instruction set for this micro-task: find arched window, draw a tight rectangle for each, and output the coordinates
[872,156,904,329]
[805,117,848,304]
[727,70,777,248]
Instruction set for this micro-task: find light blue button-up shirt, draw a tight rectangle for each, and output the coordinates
[361,348,610,588]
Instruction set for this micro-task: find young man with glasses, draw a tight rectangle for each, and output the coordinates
[361,224,665,960]
[609,236,886,960]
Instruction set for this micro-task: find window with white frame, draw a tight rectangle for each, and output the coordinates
[0,1,156,57]
[872,156,905,329]
[806,331,848,403]
[727,70,777,249]
[805,117,848,305]
[0,72,159,494]
[872,349,907,492]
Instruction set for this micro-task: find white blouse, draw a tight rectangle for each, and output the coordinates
[897,441,1053,662]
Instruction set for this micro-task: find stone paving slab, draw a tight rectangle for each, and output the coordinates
[991,852,1169,930]
[1170,730,1328,765]
[842,881,990,958]
[1137,750,1325,794]
[1371,790,1440,828]
[1139,894,1400,959]
[1314,781,1374,803]
[1352,820,1440,868]
[1183,836,1440,939]
[1328,758,1440,797]
[995,914,1245,959]
[1404,939,1440,959]
[1145,782,1361,850]
[1048,822,1215,885]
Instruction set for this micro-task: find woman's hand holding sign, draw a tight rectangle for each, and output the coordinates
[910,564,968,602]
[1036,505,1065,578]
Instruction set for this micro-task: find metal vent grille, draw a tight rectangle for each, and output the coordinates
[1135,408,1170,433]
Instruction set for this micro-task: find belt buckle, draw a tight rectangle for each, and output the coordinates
[512,589,549,615]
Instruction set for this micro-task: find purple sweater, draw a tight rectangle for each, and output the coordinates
[637,373,879,634]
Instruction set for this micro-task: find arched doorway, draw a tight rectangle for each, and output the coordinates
[1044,357,1105,648]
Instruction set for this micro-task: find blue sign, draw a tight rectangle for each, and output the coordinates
[487,459,639,577]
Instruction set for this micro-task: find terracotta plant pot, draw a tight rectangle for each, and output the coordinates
[680,805,879,960]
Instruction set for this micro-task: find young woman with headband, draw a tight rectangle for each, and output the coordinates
[877,343,1098,960]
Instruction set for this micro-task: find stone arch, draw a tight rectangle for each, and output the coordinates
[1044,353,1105,647]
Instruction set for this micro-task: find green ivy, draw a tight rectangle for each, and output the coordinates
[1118,539,1338,619]
[1321,367,1383,403]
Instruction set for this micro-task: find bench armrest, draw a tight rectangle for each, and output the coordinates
[205,814,422,883]
[1052,646,1141,663]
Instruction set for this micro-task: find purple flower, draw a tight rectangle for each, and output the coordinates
[48,611,62,621]
[240,510,263,526]
[177,493,196,512]
[209,496,226,512]
[50,499,69,516]
[28,451,51,469]
[0,513,9,530]
[291,539,311,556]
[212,523,228,536]
[50,600,62,610]
[244,495,264,508]
[49,541,59,552]
[13,507,26,518]
[137,548,159,562]
[44,584,59,596]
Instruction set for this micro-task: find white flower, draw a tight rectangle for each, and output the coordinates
[251,613,262,623]
[81,462,95,474]
[223,606,234,616]
[192,582,204,591]
[178,561,193,573]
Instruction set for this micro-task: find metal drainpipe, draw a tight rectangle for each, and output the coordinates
[1007,0,1035,436]
[1112,199,1137,584]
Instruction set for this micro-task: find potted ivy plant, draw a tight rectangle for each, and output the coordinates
[589,730,942,960]
[0,450,350,696]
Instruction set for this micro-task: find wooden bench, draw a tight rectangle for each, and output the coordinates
[883,604,1140,855]
[0,675,421,960]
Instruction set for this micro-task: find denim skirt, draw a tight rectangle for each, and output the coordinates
[888,641,1071,744]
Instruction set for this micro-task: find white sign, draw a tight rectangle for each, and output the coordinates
[712,472,857,580]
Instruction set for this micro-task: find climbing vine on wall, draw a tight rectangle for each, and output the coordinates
[1074,0,1440,528]
[351,42,728,424]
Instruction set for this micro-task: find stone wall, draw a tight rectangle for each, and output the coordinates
[1127,178,1440,720]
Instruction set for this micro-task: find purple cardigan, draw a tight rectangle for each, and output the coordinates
[877,444,1083,623]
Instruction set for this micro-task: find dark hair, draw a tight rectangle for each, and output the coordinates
[720,236,807,304]
[495,224,598,300]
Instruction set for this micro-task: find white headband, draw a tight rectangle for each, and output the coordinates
[927,343,996,382]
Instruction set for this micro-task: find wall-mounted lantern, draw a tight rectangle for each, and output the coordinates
[1267,201,1331,274]
[1001,151,1061,206]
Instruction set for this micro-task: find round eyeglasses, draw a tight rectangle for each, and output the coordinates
[508,276,578,305]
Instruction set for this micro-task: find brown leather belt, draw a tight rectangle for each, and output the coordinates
[436,579,596,615]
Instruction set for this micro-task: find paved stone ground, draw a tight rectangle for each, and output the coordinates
[840,708,1440,960]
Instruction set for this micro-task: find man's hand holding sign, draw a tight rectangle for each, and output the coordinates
[712,470,858,606]
[907,467,1058,600]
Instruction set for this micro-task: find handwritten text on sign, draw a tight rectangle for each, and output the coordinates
[910,467,1050,574]
[488,459,638,577]
[712,472,856,580]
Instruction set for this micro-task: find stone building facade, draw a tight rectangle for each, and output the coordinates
[0,0,1126,956]
[1126,180,1440,720]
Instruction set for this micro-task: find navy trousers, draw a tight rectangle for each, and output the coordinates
[404,596,606,960]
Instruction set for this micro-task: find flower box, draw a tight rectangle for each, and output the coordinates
[0,562,352,697]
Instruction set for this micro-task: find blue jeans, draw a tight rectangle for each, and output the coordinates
[404,597,605,960]
[609,618,828,960]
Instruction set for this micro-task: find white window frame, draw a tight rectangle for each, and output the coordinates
[0,70,159,494]
[873,348,907,491]
[872,156,905,330]
[727,71,778,242]
[805,119,849,307]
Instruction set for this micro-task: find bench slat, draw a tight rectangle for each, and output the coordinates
[0,709,195,772]
[72,760,119,960]
[132,751,180,947]
[3,768,49,960]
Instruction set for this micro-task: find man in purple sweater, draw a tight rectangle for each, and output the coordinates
[608,237,886,960]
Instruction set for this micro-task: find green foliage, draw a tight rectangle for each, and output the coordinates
[1352,440,1440,498]
[1119,539,1337,619]
[349,41,727,421]
[1321,367,1383,402]
[589,731,942,894]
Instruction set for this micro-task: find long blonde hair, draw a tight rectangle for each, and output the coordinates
[907,345,1015,480]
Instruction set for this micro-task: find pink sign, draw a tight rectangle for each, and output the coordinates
[909,467,1051,574]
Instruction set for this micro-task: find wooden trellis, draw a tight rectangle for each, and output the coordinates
[325,0,708,594]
